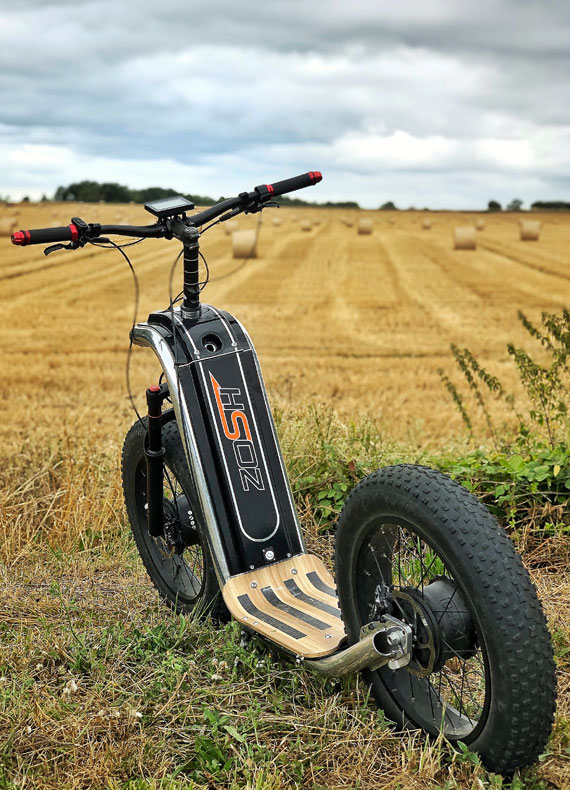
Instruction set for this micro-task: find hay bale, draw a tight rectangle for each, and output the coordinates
[224,219,239,236]
[232,230,257,259]
[475,218,485,231]
[422,219,431,230]
[454,227,477,250]
[300,219,311,232]
[358,218,373,235]
[519,220,541,241]
[272,216,282,227]
[313,219,321,226]
[290,214,298,222]
[0,216,18,236]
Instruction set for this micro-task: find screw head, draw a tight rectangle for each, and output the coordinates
[250,582,257,589]
[291,568,297,575]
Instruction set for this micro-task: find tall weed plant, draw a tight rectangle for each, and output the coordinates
[438,308,570,541]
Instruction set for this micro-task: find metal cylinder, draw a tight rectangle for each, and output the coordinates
[306,630,398,678]
[145,385,166,538]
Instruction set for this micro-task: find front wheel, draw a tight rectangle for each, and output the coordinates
[335,464,556,775]
[121,415,228,621]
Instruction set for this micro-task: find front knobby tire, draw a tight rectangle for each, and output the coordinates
[122,416,228,621]
[335,464,556,775]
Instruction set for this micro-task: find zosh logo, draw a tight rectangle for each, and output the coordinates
[209,373,265,492]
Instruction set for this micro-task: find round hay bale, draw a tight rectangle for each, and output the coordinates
[475,218,485,231]
[224,219,239,236]
[300,219,311,232]
[422,219,431,230]
[0,216,18,236]
[290,214,298,222]
[272,216,282,227]
[519,220,540,241]
[313,219,321,226]
[358,218,373,235]
[454,227,477,250]
[232,230,257,259]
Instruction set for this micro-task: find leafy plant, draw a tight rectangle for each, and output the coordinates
[439,308,570,449]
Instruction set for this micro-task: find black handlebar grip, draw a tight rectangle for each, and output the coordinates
[254,171,322,199]
[11,224,79,246]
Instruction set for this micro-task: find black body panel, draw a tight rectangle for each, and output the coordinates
[147,305,304,572]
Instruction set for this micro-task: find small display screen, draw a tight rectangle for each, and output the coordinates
[145,196,194,217]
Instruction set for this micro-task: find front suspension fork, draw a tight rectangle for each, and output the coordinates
[144,383,169,538]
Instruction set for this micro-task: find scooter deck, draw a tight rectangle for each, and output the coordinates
[222,554,347,658]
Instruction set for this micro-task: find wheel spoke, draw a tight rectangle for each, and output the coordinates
[357,518,487,739]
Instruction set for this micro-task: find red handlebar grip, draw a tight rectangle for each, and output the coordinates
[10,224,78,246]
[255,171,323,199]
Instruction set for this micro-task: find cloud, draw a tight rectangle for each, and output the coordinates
[1,1,569,206]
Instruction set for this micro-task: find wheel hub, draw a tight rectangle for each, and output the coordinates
[162,494,200,554]
[391,577,477,675]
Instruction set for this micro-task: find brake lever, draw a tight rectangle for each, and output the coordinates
[44,241,84,256]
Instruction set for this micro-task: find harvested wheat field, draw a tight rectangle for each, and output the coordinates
[1,203,569,451]
[1,202,570,789]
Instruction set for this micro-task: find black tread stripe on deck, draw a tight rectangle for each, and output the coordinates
[306,571,337,598]
[261,586,330,630]
[237,594,306,639]
[283,579,342,619]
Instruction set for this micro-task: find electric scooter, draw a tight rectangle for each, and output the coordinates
[11,172,555,775]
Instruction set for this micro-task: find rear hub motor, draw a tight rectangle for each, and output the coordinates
[393,577,477,676]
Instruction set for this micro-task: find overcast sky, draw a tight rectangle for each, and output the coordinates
[1,0,569,208]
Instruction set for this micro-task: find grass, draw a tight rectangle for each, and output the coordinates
[0,407,569,789]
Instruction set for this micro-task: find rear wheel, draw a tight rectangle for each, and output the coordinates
[335,464,556,775]
[122,415,228,620]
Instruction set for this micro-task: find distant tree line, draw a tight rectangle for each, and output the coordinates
[487,198,570,212]
[51,180,360,209]
[275,195,359,208]
[531,200,570,210]
[53,181,218,206]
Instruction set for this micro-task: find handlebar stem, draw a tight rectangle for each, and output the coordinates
[180,225,201,319]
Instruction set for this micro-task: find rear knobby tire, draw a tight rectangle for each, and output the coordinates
[122,416,228,621]
[335,464,556,775]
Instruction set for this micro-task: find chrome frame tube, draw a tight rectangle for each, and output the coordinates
[306,622,412,679]
[132,322,230,583]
